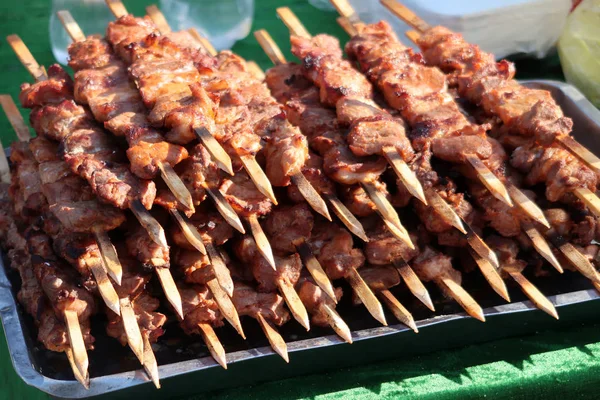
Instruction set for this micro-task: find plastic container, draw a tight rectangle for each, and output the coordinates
[349,0,572,58]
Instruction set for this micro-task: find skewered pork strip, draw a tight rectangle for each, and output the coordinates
[20,65,156,210]
[413,25,598,205]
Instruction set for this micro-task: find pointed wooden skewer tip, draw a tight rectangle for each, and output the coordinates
[379,289,418,333]
[205,242,234,297]
[426,189,466,234]
[155,267,184,319]
[277,279,311,331]
[169,209,207,255]
[291,173,331,221]
[466,155,513,207]
[321,303,353,343]
[256,313,289,362]
[207,279,246,339]
[64,309,89,379]
[509,271,558,319]
[465,226,500,269]
[194,127,234,176]
[557,242,600,285]
[522,224,563,273]
[383,147,427,205]
[393,260,435,311]
[130,200,169,248]
[296,240,337,302]
[65,347,90,389]
[158,162,195,212]
[437,276,485,322]
[142,334,161,389]
[197,323,227,369]
[326,194,369,242]
[346,267,387,326]
[88,258,122,315]
[507,184,550,228]
[248,214,277,270]
[205,185,246,234]
[119,297,145,364]
[470,250,510,302]
[240,154,278,205]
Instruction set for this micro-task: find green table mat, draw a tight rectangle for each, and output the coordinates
[0,0,594,399]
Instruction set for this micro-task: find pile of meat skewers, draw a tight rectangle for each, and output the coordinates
[0,0,599,391]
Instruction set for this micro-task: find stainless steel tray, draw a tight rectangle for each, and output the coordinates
[2,80,600,400]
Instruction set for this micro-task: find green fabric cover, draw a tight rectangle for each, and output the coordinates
[0,0,593,399]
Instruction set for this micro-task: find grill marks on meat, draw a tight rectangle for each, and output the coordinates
[290,35,373,107]
[511,143,597,203]
[68,32,188,180]
[265,63,387,185]
[417,26,573,146]
[232,282,290,326]
[345,22,489,159]
[20,65,156,210]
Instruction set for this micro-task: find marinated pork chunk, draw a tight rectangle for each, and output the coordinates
[21,65,157,210]
[265,203,314,254]
[126,223,170,268]
[364,221,420,265]
[412,246,461,284]
[297,276,343,327]
[179,284,224,333]
[232,282,290,326]
[308,221,365,280]
[219,172,273,217]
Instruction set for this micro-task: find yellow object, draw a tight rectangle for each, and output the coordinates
[558,0,600,107]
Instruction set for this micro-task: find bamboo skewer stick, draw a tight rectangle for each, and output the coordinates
[382,146,427,205]
[206,279,246,338]
[506,184,550,228]
[254,29,370,242]
[145,5,171,33]
[386,1,600,222]
[522,223,563,273]
[0,95,125,314]
[277,278,311,331]
[142,335,161,389]
[290,173,331,221]
[295,241,337,302]
[119,297,145,364]
[379,290,418,333]
[205,242,235,297]
[508,271,559,319]
[57,10,195,213]
[465,155,513,207]
[469,251,510,302]
[105,0,128,18]
[204,184,246,234]
[256,313,289,362]
[65,347,90,389]
[239,155,278,205]
[425,189,466,234]
[197,323,227,369]
[321,303,353,343]
[247,214,277,271]
[187,28,217,57]
[346,268,387,326]
[436,276,486,322]
[155,267,184,319]
[64,309,90,379]
[169,209,207,255]
[392,260,435,311]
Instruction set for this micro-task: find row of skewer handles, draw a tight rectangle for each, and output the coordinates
[0,0,599,390]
